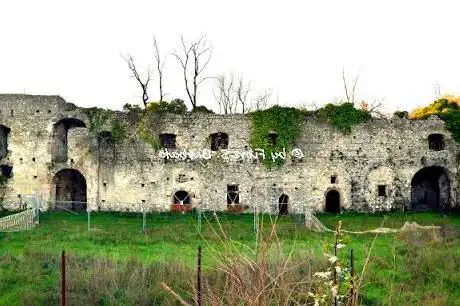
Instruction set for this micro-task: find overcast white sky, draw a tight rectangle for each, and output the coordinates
[1,0,459,113]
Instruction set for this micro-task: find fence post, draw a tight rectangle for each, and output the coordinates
[143,211,146,233]
[87,209,91,232]
[60,250,66,306]
[197,245,202,306]
[349,248,355,304]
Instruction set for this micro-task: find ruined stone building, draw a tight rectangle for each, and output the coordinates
[0,94,458,214]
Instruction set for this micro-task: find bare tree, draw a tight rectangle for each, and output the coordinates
[236,76,251,114]
[153,35,166,102]
[122,54,152,107]
[172,35,213,109]
[342,67,359,104]
[214,74,237,114]
[251,88,272,111]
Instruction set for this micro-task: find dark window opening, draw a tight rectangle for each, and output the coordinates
[177,174,187,183]
[173,190,190,205]
[36,110,40,113]
[331,176,337,184]
[32,157,36,162]
[378,185,387,197]
[210,132,229,151]
[0,165,13,178]
[10,110,13,116]
[279,194,289,215]
[227,185,239,204]
[33,175,38,179]
[428,134,445,151]
[0,125,11,160]
[98,131,114,148]
[325,190,340,214]
[159,133,176,149]
[268,132,278,146]
[141,183,145,187]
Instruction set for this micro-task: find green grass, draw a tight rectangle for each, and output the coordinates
[1,211,460,305]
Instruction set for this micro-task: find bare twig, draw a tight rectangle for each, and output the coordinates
[160,282,192,306]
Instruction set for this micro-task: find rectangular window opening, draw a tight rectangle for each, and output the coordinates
[378,185,387,197]
[227,184,239,204]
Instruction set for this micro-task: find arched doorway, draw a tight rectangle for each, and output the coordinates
[173,190,191,205]
[411,166,450,211]
[325,190,340,213]
[279,194,289,215]
[53,169,87,211]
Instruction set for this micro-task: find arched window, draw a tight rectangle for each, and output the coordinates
[210,132,229,151]
[428,134,445,151]
[159,133,176,149]
[278,194,289,215]
[53,118,86,162]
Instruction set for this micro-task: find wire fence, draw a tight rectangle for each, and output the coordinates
[46,199,311,235]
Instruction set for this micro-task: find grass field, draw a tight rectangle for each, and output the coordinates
[1,211,460,305]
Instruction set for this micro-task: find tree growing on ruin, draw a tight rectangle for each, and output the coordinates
[122,54,152,107]
[214,73,271,114]
[153,35,166,102]
[172,35,213,110]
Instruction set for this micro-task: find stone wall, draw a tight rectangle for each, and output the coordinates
[0,94,458,214]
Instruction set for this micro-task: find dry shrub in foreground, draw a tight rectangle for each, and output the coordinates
[162,214,376,306]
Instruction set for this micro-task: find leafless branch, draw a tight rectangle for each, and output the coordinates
[122,54,151,107]
[342,67,359,104]
[172,34,213,109]
[153,35,166,102]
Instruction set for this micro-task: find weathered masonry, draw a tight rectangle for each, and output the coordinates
[0,94,458,214]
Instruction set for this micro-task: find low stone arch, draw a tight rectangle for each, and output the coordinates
[410,166,450,211]
[173,190,191,205]
[52,168,87,212]
[324,188,341,214]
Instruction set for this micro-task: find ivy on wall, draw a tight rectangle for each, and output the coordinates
[249,106,305,169]
[313,102,371,134]
[82,107,126,144]
[248,103,371,169]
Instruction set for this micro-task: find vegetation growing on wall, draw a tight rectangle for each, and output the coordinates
[249,105,305,168]
[409,95,460,142]
[313,102,371,133]
[82,107,126,144]
[249,103,371,168]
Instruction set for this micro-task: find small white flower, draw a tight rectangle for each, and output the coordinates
[314,271,332,278]
[335,266,342,273]
[328,256,338,263]
[336,243,345,249]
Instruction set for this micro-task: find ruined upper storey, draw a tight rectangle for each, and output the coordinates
[0,94,456,167]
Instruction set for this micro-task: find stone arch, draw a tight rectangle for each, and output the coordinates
[53,168,87,211]
[325,189,340,213]
[278,194,289,215]
[411,166,450,211]
[0,125,11,160]
[210,132,229,151]
[173,190,191,205]
[53,118,87,162]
